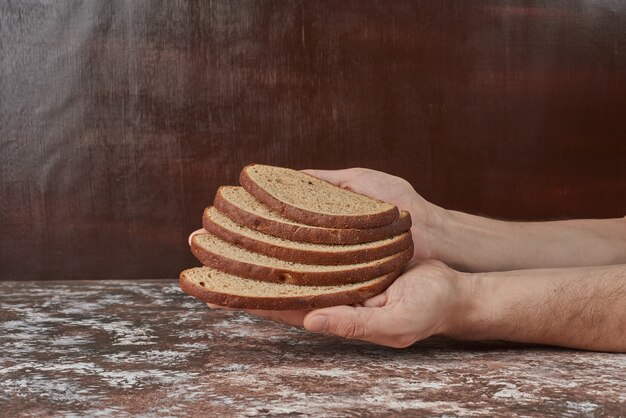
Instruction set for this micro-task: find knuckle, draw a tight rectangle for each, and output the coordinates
[333,319,366,340]
[338,180,353,190]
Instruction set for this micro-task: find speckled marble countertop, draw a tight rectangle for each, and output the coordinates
[1,279,624,417]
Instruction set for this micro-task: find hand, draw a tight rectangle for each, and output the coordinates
[209,260,467,348]
[301,168,443,261]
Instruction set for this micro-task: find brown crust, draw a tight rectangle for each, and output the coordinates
[214,186,413,245]
[203,207,413,266]
[191,235,414,286]
[179,270,401,310]
[239,164,400,229]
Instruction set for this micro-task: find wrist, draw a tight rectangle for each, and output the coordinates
[427,208,510,272]
[413,198,450,261]
[436,271,492,340]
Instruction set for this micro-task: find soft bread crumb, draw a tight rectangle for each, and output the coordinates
[220,186,304,226]
[184,267,392,297]
[193,233,400,272]
[245,165,394,216]
[207,206,408,253]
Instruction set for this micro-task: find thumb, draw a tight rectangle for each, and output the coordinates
[304,306,386,343]
[304,306,415,348]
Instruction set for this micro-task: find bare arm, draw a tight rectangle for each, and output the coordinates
[451,264,626,352]
[432,210,626,272]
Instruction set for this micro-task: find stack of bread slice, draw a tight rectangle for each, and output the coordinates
[179,164,414,310]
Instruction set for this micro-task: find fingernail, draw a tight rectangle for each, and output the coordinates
[306,315,328,332]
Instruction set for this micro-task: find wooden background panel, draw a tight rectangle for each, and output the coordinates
[1,1,625,280]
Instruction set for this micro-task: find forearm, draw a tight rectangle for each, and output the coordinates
[428,207,626,272]
[447,264,626,352]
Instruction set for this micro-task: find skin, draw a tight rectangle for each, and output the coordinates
[191,168,626,352]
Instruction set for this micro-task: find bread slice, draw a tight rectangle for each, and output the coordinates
[203,206,412,265]
[180,267,400,310]
[191,232,413,286]
[214,186,413,244]
[240,164,399,229]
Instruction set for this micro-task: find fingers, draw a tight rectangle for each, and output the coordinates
[362,292,388,308]
[303,306,411,348]
[188,228,207,246]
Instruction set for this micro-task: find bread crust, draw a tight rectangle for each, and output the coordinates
[203,207,413,265]
[179,270,400,310]
[214,186,413,244]
[240,164,400,229]
[191,236,414,286]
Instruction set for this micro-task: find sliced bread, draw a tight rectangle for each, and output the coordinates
[214,186,413,244]
[240,164,399,228]
[202,206,412,265]
[191,232,413,286]
[180,267,400,310]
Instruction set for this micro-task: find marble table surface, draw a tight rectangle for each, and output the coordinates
[1,279,624,417]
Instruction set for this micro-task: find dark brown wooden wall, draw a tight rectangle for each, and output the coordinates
[1,1,625,280]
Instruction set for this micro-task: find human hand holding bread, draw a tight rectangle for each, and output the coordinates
[182,165,460,348]
[222,168,461,348]
[299,168,444,262]
[236,260,464,348]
